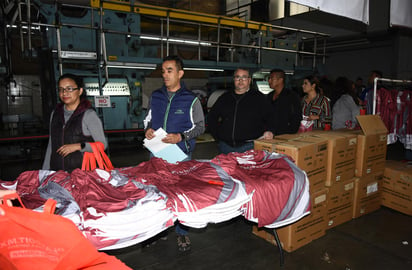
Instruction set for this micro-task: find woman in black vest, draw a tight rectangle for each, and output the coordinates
[42,74,107,172]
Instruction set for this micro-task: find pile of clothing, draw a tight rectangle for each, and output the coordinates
[0,150,310,250]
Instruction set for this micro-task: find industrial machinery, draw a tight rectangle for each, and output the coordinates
[1,0,329,133]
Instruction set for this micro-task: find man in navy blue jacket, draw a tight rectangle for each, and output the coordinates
[144,55,205,159]
[144,55,205,252]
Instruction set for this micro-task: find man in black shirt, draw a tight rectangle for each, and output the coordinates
[267,69,302,135]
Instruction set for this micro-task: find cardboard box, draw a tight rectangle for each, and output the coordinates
[326,178,355,229]
[252,188,328,252]
[381,160,412,216]
[324,131,358,184]
[352,173,382,218]
[254,139,328,192]
[275,135,331,186]
[275,133,305,140]
[354,115,388,177]
[280,131,357,186]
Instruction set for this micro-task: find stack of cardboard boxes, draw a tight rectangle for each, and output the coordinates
[252,115,389,252]
[350,116,388,218]
[253,135,329,252]
[381,160,412,216]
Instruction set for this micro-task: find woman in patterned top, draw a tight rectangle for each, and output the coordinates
[301,75,332,130]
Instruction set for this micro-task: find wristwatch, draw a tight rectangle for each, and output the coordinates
[180,132,185,141]
[81,142,86,149]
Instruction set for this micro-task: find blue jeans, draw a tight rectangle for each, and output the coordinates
[175,222,189,236]
[218,141,254,154]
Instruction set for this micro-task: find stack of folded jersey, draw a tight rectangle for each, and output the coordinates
[120,158,253,229]
[0,149,311,250]
[0,168,176,251]
[59,169,176,250]
[80,189,175,250]
[211,150,311,228]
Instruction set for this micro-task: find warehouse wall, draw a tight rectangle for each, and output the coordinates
[268,0,412,81]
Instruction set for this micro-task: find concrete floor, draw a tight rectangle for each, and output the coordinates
[1,136,412,269]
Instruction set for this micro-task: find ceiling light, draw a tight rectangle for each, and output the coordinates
[185,67,224,72]
[140,35,211,46]
[106,62,157,70]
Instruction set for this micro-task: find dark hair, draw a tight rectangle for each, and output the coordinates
[335,76,351,96]
[304,75,321,93]
[334,76,359,106]
[58,73,83,88]
[234,67,251,75]
[269,68,285,80]
[163,55,184,70]
[319,76,334,98]
[371,70,383,78]
[58,73,87,98]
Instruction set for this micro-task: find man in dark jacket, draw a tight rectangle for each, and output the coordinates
[208,67,274,154]
[267,68,302,135]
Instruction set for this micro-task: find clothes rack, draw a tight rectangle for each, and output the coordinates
[372,77,412,115]
[372,77,412,150]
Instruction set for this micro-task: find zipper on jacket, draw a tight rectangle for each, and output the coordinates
[163,92,175,130]
[231,95,243,146]
[61,123,66,170]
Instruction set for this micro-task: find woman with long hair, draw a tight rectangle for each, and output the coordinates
[301,75,332,130]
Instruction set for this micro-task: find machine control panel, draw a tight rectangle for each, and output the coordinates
[84,79,131,96]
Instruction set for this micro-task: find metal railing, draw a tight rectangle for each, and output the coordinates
[9,0,329,74]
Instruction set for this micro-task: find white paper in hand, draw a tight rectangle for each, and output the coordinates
[143,128,188,163]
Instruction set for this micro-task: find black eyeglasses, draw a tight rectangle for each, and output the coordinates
[58,86,79,93]
[234,76,250,81]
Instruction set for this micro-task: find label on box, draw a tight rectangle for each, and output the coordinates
[315,194,327,204]
[400,174,412,183]
[367,182,378,194]
[344,182,354,191]
[349,138,357,145]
